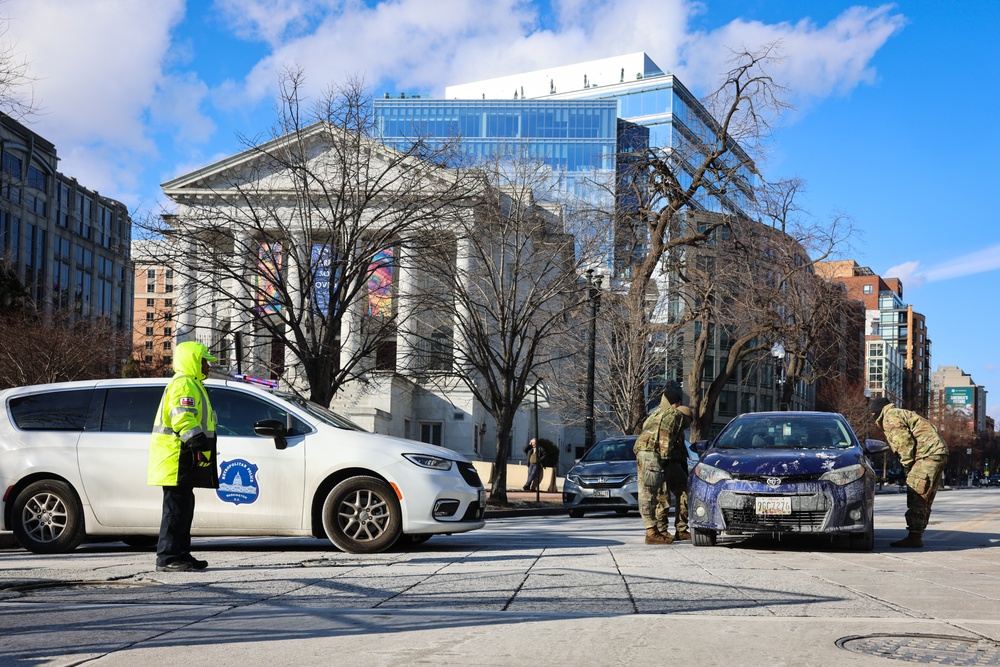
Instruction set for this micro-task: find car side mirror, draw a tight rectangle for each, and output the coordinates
[692,440,709,454]
[864,438,889,455]
[254,418,288,450]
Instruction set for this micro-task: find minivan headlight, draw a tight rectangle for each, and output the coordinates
[694,462,732,485]
[402,454,453,471]
[820,464,865,486]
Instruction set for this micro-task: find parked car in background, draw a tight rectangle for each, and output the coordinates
[687,412,887,551]
[0,378,485,555]
[562,435,697,518]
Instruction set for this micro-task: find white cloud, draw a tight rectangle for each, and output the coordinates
[3,0,189,205]
[226,0,902,110]
[884,260,926,287]
[886,244,1000,288]
[679,5,905,104]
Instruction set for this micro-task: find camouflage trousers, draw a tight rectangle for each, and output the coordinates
[904,455,948,534]
[637,453,688,534]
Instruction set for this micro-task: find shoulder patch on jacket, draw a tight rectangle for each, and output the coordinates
[180,397,195,407]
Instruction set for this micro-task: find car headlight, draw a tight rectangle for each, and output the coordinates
[820,464,865,486]
[566,473,582,485]
[694,462,732,485]
[402,453,453,471]
[625,474,638,484]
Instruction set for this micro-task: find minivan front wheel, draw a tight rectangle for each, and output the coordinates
[12,480,85,554]
[321,476,401,553]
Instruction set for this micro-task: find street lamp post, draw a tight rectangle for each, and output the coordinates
[584,269,602,451]
[770,342,786,411]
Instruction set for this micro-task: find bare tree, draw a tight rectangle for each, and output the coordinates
[143,69,477,405]
[0,308,131,387]
[0,19,35,120]
[611,44,789,433]
[415,152,597,501]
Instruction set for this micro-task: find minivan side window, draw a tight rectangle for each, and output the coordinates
[101,386,165,433]
[207,388,311,437]
[9,389,95,430]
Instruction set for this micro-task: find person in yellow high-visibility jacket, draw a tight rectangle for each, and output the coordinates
[148,341,219,572]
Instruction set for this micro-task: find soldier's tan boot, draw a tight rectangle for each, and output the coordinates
[889,531,923,548]
[645,528,674,545]
[674,530,691,541]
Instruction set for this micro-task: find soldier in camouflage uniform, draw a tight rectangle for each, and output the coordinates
[870,397,949,548]
[633,387,693,545]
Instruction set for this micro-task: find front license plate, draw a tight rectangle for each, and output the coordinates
[478,488,486,507]
[593,489,610,498]
[755,496,791,516]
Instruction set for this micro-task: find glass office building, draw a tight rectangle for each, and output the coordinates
[375,98,619,205]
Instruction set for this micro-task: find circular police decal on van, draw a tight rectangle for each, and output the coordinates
[217,459,260,505]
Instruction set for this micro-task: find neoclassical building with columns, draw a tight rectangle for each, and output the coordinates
[158,122,572,468]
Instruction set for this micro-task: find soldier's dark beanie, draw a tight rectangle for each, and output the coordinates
[869,397,891,419]
[664,387,683,405]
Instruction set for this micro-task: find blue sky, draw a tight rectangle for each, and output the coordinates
[5,1,998,423]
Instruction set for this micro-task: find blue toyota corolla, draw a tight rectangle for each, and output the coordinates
[688,411,888,551]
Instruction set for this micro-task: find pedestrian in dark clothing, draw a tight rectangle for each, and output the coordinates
[523,438,545,491]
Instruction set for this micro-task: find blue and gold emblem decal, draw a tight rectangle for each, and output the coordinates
[217,459,260,505]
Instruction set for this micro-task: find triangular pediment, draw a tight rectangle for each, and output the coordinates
[161,121,467,202]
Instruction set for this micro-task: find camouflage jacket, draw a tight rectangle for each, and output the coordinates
[876,403,949,469]
[633,399,691,461]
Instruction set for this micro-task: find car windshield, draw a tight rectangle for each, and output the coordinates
[278,392,367,431]
[581,438,636,462]
[713,414,855,450]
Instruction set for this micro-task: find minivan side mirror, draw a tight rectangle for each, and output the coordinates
[254,418,288,450]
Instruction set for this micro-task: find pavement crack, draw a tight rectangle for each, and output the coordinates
[608,546,639,614]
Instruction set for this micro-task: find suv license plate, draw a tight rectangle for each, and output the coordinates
[755,496,791,516]
[593,489,610,498]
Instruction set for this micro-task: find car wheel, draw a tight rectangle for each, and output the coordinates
[568,509,584,518]
[321,476,401,554]
[691,527,717,547]
[850,521,875,552]
[12,480,85,554]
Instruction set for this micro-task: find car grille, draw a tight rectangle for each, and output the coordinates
[580,497,630,506]
[732,472,821,484]
[456,461,483,488]
[577,475,631,488]
[722,507,827,531]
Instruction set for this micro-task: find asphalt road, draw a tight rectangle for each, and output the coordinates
[1,487,998,666]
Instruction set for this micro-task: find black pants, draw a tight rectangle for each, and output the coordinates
[157,486,195,565]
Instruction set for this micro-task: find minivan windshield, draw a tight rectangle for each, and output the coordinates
[279,393,367,432]
[714,414,855,450]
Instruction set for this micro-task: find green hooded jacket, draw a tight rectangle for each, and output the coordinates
[147,341,219,488]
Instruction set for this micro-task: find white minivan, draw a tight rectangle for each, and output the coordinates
[0,378,485,554]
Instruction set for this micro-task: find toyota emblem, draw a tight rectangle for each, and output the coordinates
[766,477,782,488]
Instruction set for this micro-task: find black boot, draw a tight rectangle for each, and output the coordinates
[889,531,923,548]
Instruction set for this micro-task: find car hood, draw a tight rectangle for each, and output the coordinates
[351,430,473,463]
[569,460,637,476]
[701,447,863,476]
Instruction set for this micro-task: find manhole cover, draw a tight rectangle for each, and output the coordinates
[838,634,1000,665]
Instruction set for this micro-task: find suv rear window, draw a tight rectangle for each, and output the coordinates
[9,389,95,430]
